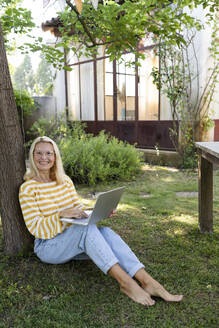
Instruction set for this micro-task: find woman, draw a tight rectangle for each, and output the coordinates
[19,136,183,306]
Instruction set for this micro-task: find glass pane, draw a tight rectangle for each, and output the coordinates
[80,62,94,120]
[105,72,113,120]
[105,57,113,73]
[105,72,113,95]
[124,53,135,75]
[117,54,136,75]
[126,75,135,97]
[138,54,159,120]
[68,66,80,120]
[97,58,105,120]
[126,75,135,120]
[105,96,113,120]
[116,59,126,74]
[117,74,126,120]
[116,53,136,121]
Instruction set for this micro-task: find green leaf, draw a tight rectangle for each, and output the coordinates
[63,66,72,71]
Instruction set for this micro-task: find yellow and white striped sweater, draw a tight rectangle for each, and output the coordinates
[19,175,83,240]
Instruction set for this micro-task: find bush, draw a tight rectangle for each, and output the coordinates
[28,117,143,186]
[60,132,143,186]
[14,89,36,120]
[180,127,198,169]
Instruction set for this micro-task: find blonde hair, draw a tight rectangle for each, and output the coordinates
[24,136,66,185]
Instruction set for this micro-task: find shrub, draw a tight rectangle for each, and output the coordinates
[59,131,143,186]
[14,89,36,121]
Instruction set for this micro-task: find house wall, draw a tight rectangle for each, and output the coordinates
[160,6,219,139]
[185,6,219,122]
[53,69,66,116]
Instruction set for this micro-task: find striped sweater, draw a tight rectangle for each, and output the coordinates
[19,175,83,240]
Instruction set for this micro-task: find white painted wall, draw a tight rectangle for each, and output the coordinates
[53,67,66,116]
[160,6,218,122]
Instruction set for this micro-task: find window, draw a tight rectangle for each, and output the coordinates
[138,53,159,120]
[104,58,114,120]
[116,54,136,121]
[68,47,159,121]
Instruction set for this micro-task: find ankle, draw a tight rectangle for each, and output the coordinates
[134,269,153,287]
[108,264,132,287]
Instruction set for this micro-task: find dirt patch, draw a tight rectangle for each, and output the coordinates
[176,192,198,197]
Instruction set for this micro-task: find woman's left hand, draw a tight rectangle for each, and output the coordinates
[109,209,117,218]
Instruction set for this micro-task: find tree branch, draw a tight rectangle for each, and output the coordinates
[65,0,97,46]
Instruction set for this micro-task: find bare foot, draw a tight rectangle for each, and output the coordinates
[108,264,155,306]
[142,278,183,302]
[120,278,155,306]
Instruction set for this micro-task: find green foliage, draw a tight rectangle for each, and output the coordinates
[1,0,218,71]
[13,88,36,140]
[28,117,142,186]
[60,131,143,186]
[0,0,35,50]
[14,88,36,119]
[21,0,212,70]
[179,127,198,169]
[200,115,215,132]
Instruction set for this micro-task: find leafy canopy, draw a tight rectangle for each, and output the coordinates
[0,0,35,50]
[1,0,218,69]
[22,0,218,69]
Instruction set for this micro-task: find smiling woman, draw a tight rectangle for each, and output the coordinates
[24,136,66,184]
[18,135,183,306]
[33,142,55,180]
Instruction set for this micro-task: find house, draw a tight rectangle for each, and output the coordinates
[44,1,219,150]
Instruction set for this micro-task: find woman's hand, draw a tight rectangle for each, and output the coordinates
[109,209,117,218]
[60,208,88,219]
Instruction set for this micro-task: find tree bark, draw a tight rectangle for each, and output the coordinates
[0,20,33,254]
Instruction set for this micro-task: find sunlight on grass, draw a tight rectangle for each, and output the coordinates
[141,164,179,172]
[171,214,197,225]
[119,204,138,211]
[161,176,175,182]
[167,228,186,235]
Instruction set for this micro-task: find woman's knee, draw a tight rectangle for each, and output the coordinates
[99,226,119,240]
[99,226,112,235]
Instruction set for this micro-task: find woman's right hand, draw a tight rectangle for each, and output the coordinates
[60,208,88,219]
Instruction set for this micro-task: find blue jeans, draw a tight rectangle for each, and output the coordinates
[34,224,144,276]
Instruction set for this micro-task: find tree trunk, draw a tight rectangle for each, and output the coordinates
[0,20,33,255]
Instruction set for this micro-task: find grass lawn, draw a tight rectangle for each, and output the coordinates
[0,165,218,328]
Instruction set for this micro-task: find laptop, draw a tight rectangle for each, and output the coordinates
[60,186,125,226]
